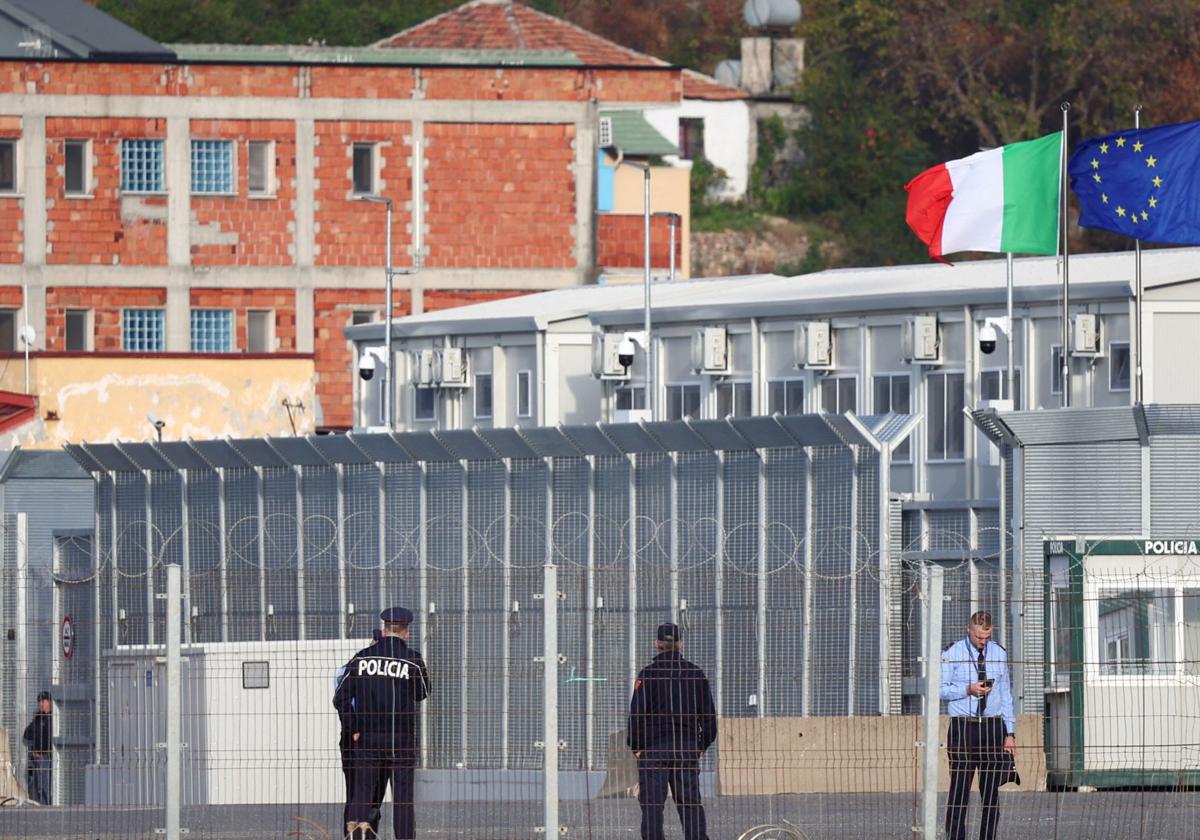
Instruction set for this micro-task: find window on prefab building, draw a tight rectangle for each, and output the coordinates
[191,140,235,194]
[191,309,234,352]
[980,369,1023,410]
[615,385,645,412]
[121,139,165,193]
[474,373,493,419]
[247,310,273,353]
[517,370,533,418]
[873,374,912,461]
[65,309,91,351]
[1050,345,1063,395]
[767,379,804,416]
[413,387,436,422]
[820,375,857,414]
[715,381,752,418]
[247,141,273,195]
[65,140,89,195]
[666,383,701,420]
[352,143,376,195]
[123,308,165,352]
[1109,342,1131,392]
[927,371,966,461]
[0,139,15,193]
[678,118,705,161]
[0,309,15,351]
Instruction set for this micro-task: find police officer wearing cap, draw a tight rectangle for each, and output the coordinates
[334,608,430,840]
[335,629,384,835]
[628,623,716,840]
[941,611,1017,840]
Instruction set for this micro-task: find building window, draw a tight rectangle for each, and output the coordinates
[666,383,702,420]
[122,308,165,352]
[191,309,234,352]
[65,309,90,351]
[927,371,966,461]
[247,141,273,195]
[1050,345,1063,395]
[715,381,752,418]
[678,117,705,161]
[767,379,805,416]
[873,374,912,460]
[1109,342,1131,391]
[242,661,270,690]
[615,385,646,412]
[65,140,89,196]
[517,370,533,418]
[1097,589,1175,676]
[246,310,273,353]
[0,309,15,350]
[0,139,15,193]
[121,139,165,193]
[351,310,376,326]
[820,375,857,414]
[191,140,234,194]
[979,369,1023,410]
[414,387,436,422]
[352,143,376,195]
[474,373,493,419]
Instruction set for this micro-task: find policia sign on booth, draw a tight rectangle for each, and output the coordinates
[1043,537,1200,789]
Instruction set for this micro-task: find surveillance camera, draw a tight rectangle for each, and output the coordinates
[979,323,998,355]
[617,336,637,369]
[359,352,376,381]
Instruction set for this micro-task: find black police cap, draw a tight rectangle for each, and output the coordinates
[657,623,681,643]
[37,691,51,702]
[380,606,414,625]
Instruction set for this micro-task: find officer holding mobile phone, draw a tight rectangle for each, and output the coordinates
[940,611,1016,840]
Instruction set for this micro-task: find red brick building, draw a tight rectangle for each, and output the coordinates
[0,0,683,431]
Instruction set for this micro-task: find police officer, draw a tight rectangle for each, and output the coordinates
[941,611,1016,840]
[22,691,52,805]
[335,629,384,835]
[627,623,716,840]
[334,608,430,840]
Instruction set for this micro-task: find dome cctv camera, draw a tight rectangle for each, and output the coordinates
[979,323,998,355]
[617,336,637,369]
[359,352,376,381]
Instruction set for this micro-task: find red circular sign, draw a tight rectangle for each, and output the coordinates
[61,615,74,659]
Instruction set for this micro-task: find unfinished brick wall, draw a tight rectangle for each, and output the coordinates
[424,289,528,312]
[0,286,22,307]
[189,288,297,351]
[45,286,166,351]
[46,118,168,266]
[313,121,413,268]
[189,120,296,267]
[313,288,412,430]
[424,123,576,269]
[596,213,682,270]
[0,116,20,264]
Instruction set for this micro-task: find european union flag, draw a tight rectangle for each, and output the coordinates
[1069,119,1200,245]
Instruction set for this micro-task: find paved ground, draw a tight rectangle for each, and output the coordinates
[3,792,1200,839]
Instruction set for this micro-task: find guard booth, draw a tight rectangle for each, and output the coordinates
[1044,537,1200,789]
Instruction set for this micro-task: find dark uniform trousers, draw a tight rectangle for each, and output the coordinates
[341,733,383,836]
[637,748,707,840]
[946,716,1007,840]
[350,731,418,839]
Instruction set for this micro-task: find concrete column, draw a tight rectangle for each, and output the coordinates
[166,284,190,352]
[166,117,190,267]
[574,102,597,282]
[295,120,316,353]
[22,115,46,266]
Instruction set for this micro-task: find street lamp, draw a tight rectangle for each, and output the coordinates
[358,193,420,430]
[653,211,680,283]
[606,146,656,420]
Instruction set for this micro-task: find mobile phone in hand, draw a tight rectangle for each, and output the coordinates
[980,678,995,689]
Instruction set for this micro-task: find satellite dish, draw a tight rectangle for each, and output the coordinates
[19,324,35,346]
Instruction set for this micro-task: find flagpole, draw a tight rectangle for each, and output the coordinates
[1134,104,1144,405]
[1060,102,1071,408]
[1006,252,1015,405]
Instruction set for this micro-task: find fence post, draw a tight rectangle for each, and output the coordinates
[542,560,560,838]
[165,562,182,840]
[920,563,945,840]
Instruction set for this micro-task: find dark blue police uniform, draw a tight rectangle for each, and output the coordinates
[627,624,716,840]
[334,608,430,839]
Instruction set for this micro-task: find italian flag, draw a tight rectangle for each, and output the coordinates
[904,131,1062,261]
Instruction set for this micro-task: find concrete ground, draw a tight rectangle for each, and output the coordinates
[3,792,1199,839]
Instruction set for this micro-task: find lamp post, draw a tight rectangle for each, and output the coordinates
[608,147,656,420]
[653,211,680,283]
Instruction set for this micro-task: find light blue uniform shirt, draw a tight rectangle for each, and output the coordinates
[940,637,1015,736]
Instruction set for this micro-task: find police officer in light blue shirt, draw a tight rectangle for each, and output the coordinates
[940,611,1016,840]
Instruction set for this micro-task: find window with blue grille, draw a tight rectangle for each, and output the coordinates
[122,309,165,352]
[120,140,164,193]
[191,140,234,194]
[191,309,234,352]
